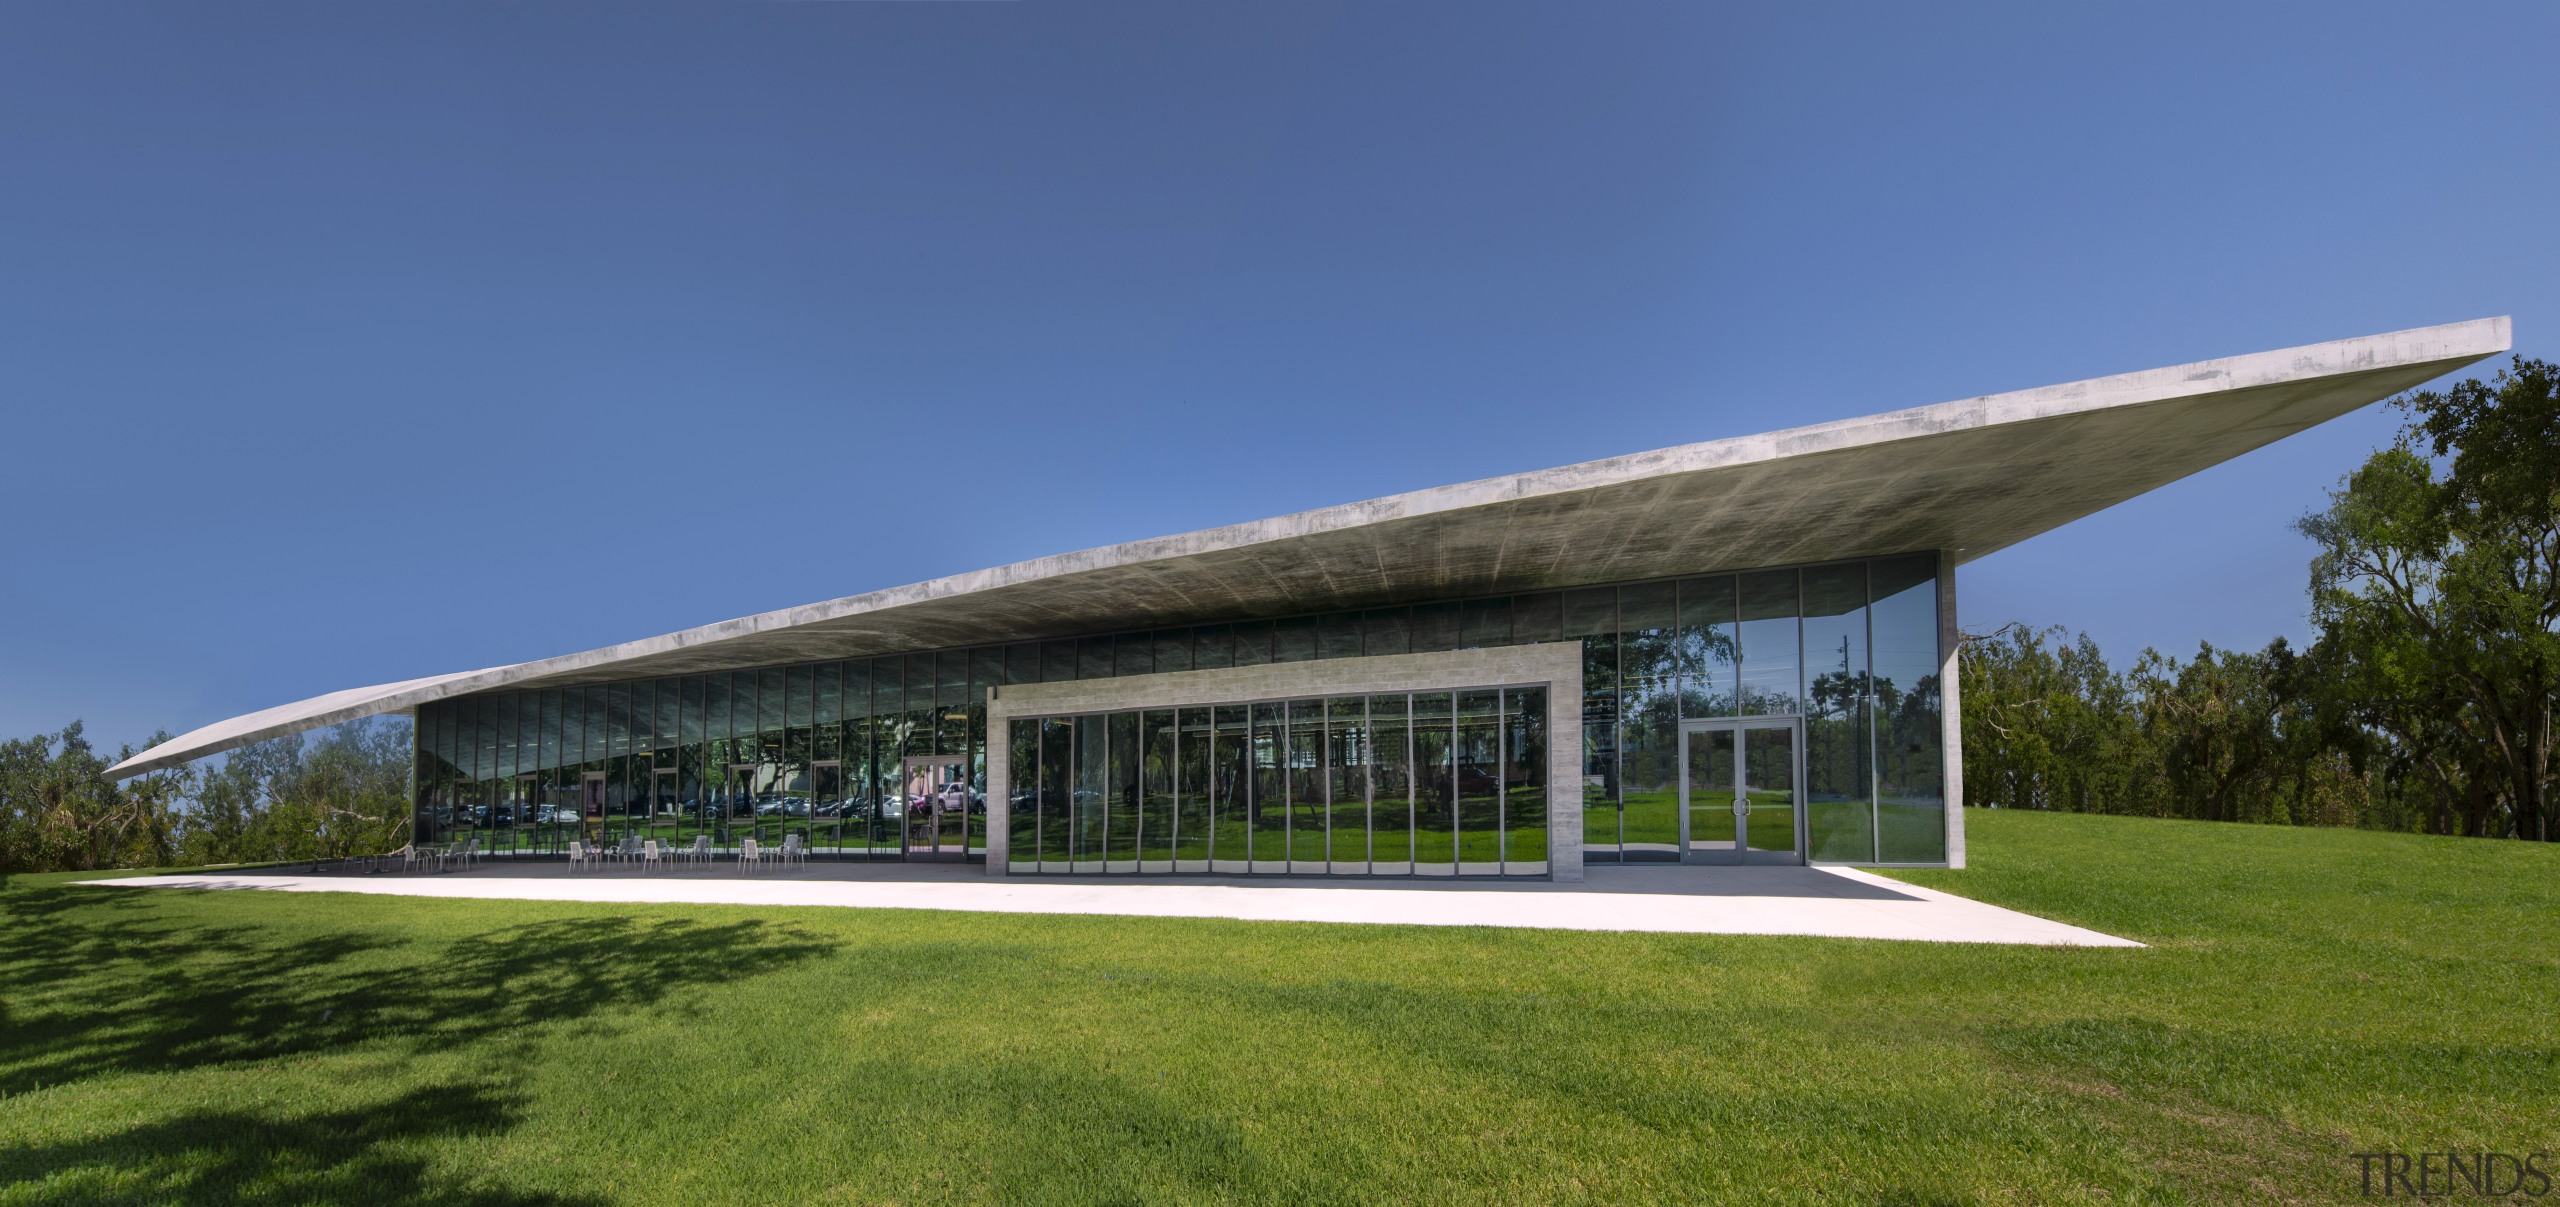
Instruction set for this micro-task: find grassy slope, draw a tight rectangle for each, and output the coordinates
[1,811,2553,1205]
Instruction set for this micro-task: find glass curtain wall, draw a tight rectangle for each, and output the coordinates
[415,554,1942,865]
[1004,686,1548,877]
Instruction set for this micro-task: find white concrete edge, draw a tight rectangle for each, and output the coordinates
[75,869,2146,948]
[108,317,2511,781]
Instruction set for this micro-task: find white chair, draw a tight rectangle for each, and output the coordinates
[565,839,591,872]
[779,833,805,868]
[685,835,711,867]
[738,837,764,875]
[639,839,662,874]
[441,838,478,872]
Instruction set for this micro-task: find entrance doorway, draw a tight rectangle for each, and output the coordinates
[898,755,971,860]
[1678,719,1803,865]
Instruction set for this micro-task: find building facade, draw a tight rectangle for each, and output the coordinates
[407,550,1951,877]
[108,319,2513,881]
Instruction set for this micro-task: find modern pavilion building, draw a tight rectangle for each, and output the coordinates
[109,319,2511,880]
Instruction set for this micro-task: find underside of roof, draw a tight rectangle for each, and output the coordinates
[107,316,2512,780]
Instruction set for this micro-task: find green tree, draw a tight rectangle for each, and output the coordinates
[2298,357,2560,840]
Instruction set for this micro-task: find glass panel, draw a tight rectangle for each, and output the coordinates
[539,690,563,781]
[1327,696,1368,873]
[1738,569,1801,716]
[1678,576,1738,718]
[1411,693,1455,875]
[1361,608,1409,657]
[1686,728,1737,853]
[680,678,708,853]
[1115,636,1153,678]
[1074,714,1106,871]
[1803,563,1873,863]
[1006,642,1043,685]
[1872,554,1946,863]
[814,760,845,857]
[1319,613,1363,661]
[1140,710,1176,866]
[1367,695,1412,872]
[1249,702,1286,871]
[1175,707,1212,867]
[1211,705,1250,868]
[1107,711,1141,869]
[1008,719,1039,872]
[1511,592,1562,645]
[904,656,936,762]
[1581,718,1620,863]
[968,654,996,853]
[843,665,878,855]
[1079,637,1115,680]
[1193,624,1234,671]
[783,665,814,849]
[1041,640,1078,683]
[1621,677,1682,862]
[1039,717,1073,871]
[1504,687,1547,874]
[1153,629,1194,674]
[1287,699,1327,870]
[1409,602,1461,652]
[1460,597,1511,649]
[1456,689,1502,874]
[1743,727,1797,857]
[1618,581,1677,682]
[1233,621,1273,668]
[1274,616,1318,664]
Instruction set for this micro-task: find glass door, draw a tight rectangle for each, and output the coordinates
[1678,720,1803,865]
[900,756,970,859]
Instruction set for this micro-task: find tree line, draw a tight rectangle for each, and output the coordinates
[1964,358,2559,841]
[0,718,413,874]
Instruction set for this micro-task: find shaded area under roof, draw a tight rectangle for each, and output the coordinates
[109,317,2512,779]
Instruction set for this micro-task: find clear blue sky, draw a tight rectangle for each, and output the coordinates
[3,2,2554,753]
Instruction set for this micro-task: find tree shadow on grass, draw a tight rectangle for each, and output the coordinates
[0,1080,600,1206]
[0,884,834,1095]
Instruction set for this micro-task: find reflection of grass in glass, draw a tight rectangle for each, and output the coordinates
[1582,791,1619,853]
[1288,805,1328,865]
[1329,808,1369,865]
[1743,791,1796,853]
[1502,789,1546,864]
[1208,816,1251,864]
[16,810,2554,1202]
[1411,826,1458,867]
[1805,799,1874,863]
[1622,791,1680,849]
[1877,801,1947,863]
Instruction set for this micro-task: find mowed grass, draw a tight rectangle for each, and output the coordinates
[2,811,2555,1205]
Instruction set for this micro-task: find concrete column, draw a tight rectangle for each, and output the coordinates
[1546,653,1584,883]
[1938,551,1967,869]
[983,686,1010,877]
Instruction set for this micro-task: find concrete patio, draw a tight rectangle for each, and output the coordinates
[83,860,2141,947]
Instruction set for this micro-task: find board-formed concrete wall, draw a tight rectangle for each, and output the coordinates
[985,643,1586,880]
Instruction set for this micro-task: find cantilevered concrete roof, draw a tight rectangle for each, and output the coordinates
[108,317,2511,780]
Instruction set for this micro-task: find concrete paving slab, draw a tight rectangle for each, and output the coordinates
[82,863,2141,947]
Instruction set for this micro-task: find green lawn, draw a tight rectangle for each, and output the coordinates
[2,810,2554,1204]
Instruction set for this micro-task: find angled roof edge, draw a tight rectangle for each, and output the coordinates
[106,316,2513,780]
